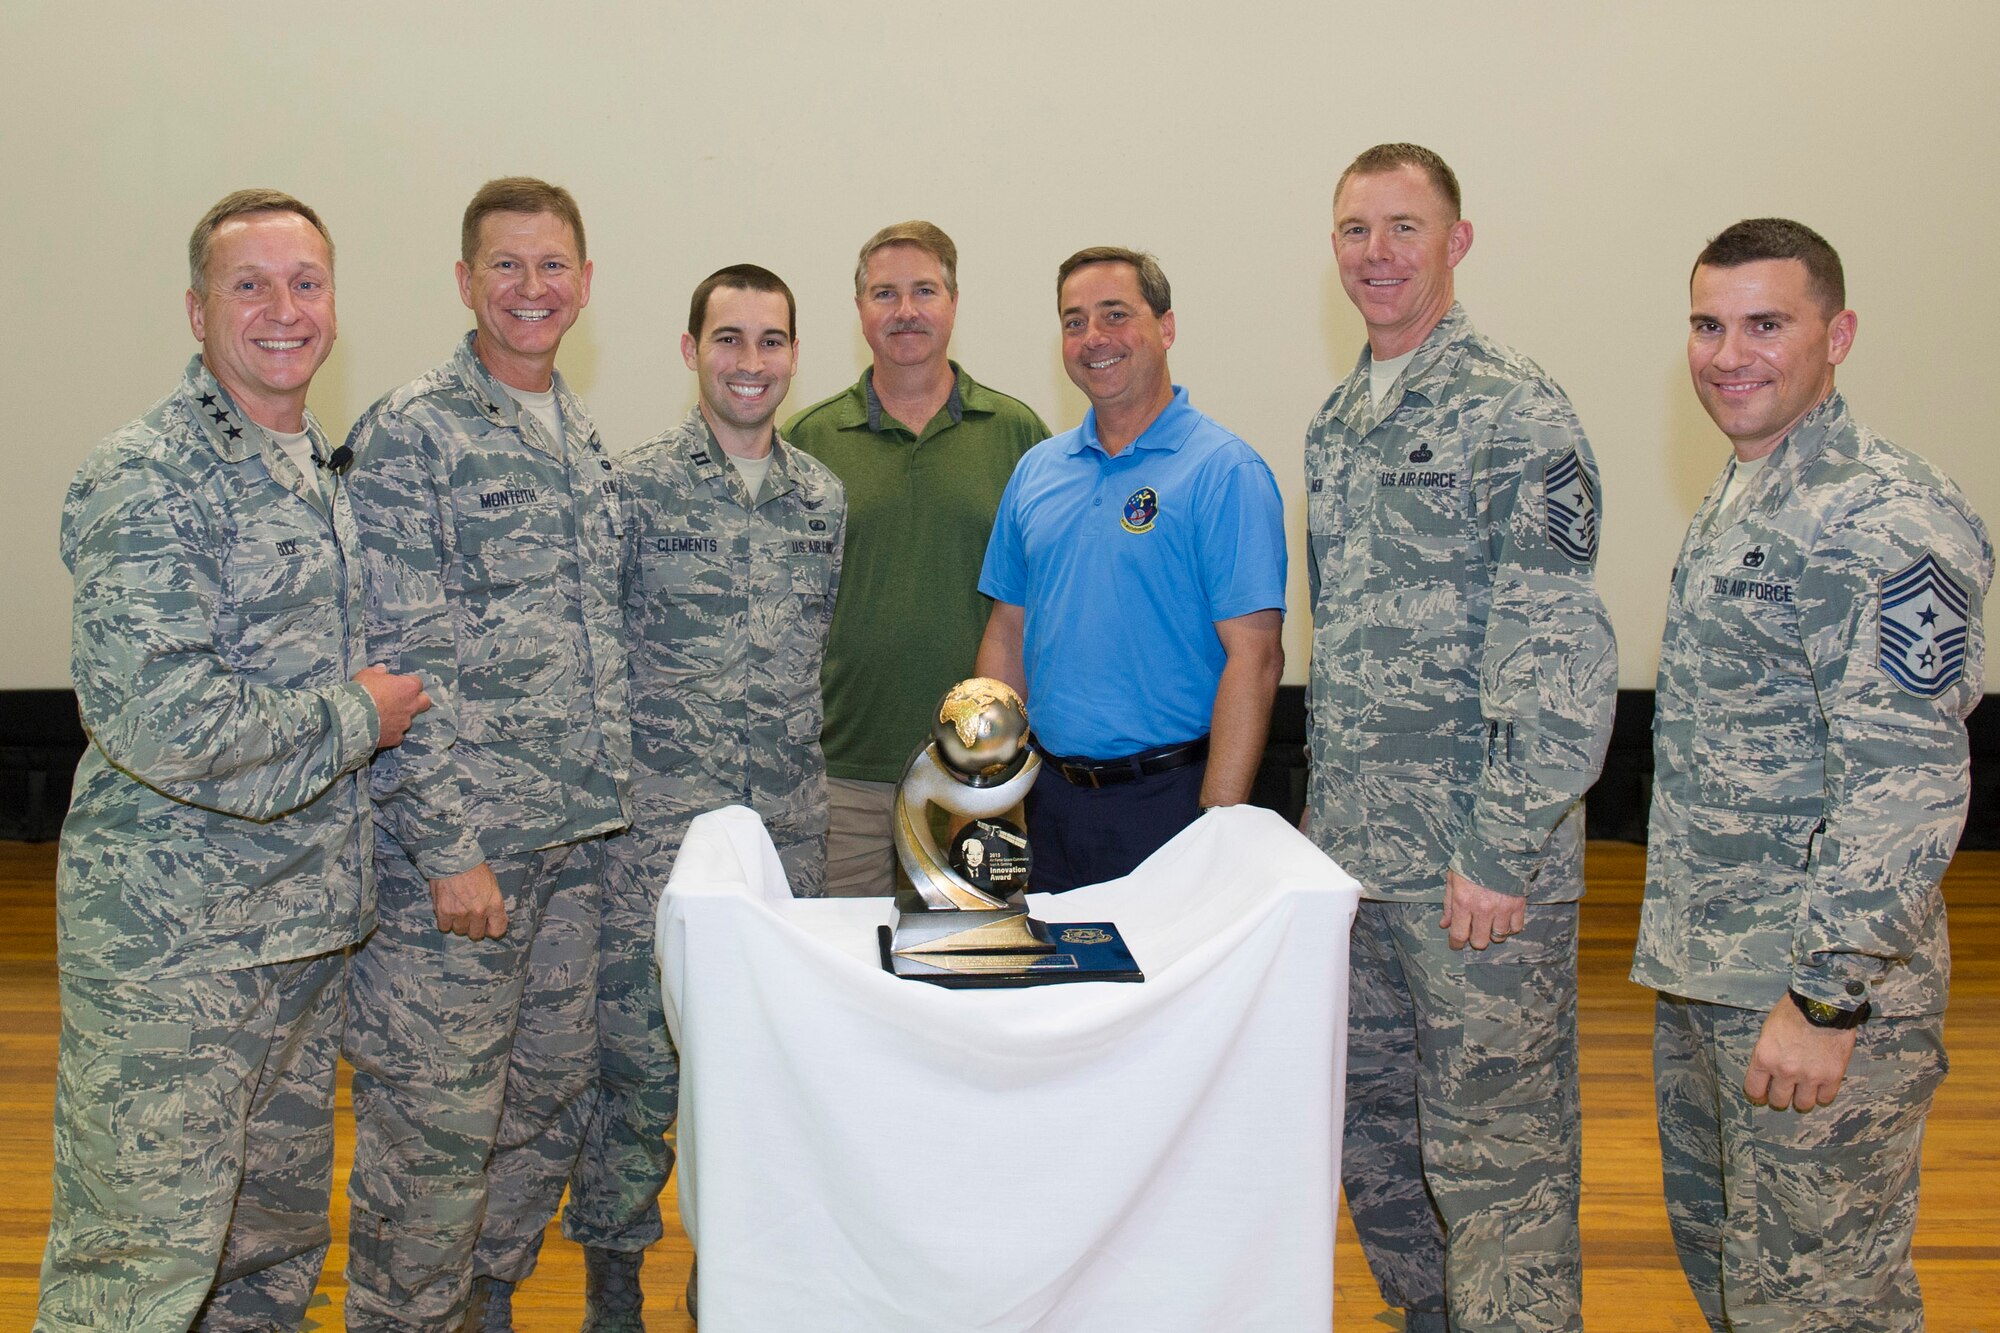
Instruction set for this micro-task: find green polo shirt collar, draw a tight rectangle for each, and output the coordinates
[830,362,1011,440]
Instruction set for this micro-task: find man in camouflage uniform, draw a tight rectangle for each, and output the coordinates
[1633,218,1991,1333]
[38,190,430,1332]
[1304,144,1616,1332]
[561,264,843,1329]
[784,221,1046,897]
[343,178,631,1332]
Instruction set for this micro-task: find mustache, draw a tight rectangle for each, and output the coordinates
[886,319,928,334]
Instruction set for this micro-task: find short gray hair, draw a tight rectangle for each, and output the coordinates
[854,220,958,296]
[188,189,333,293]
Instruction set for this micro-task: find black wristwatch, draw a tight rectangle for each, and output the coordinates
[1789,989,1871,1029]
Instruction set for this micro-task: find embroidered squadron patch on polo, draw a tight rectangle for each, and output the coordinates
[1878,552,1970,698]
[1121,486,1159,534]
[1545,449,1599,562]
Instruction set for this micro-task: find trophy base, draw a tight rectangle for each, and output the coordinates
[879,922,1144,989]
[891,907,1054,957]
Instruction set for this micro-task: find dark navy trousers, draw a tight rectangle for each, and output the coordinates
[1024,756,1206,893]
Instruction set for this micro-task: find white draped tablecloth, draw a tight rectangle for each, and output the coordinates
[655,803,1360,1332]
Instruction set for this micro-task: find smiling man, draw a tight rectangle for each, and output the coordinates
[563,264,844,1326]
[1305,144,1616,1333]
[785,222,1048,897]
[975,246,1285,893]
[341,178,632,1332]
[39,190,430,1331]
[1634,218,1991,1333]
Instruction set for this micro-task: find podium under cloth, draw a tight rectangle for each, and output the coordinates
[655,803,1361,1332]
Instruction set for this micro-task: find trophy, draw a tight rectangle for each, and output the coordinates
[881,678,1142,988]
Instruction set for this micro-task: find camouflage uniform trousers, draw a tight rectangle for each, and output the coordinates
[564,814,825,1250]
[344,833,603,1331]
[1653,995,1945,1333]
[37,950,345,1333]
[1344,899,1583,1333]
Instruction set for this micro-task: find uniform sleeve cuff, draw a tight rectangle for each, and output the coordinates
[412,830,488,883]
[327,681,381,774]
[1789,956,1882,1010]
[1448,836,1533,898]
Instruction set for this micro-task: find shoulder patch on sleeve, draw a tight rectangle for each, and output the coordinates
[1545,448,1599,562]
[1879,552,1970,697]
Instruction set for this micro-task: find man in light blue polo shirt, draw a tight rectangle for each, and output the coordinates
[976,246,1286,892]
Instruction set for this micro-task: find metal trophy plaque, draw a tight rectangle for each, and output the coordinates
[882,678,1142,988]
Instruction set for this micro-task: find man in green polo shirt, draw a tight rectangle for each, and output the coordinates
[785,221,1050,896]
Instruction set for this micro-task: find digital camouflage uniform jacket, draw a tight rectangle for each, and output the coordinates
[58,355,380,980]
[1305,304,1617,902]
[345,333,630,874]
[1633,392,1991,1017]
[617,407,844,877]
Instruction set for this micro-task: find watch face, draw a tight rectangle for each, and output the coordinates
[1793,991,1868,1029]
[948,818,1031,896]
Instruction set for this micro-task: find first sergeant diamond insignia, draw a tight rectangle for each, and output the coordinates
[1878,551,1970,698]
[1544,448,1599,562]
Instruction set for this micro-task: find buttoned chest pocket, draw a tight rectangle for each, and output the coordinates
[781,543,835,599]
[635,537,737,675]
[1371,459,1470,543]
[452,483,568,595]
[217,535,339,677]
[1360,412,1473,580]
[639,534,732,596]
[1686,540,1805,658]
[1356,441,1475,650]
[752,536,835,651]
[1680,539,1821,811]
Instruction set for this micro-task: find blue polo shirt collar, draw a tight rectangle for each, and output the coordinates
[1070,385,1196,458]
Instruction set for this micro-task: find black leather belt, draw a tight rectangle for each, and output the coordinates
[1037,735,1210,788]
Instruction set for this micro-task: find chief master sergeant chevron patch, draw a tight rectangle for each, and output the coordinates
[1879,550,1970,697]
[1545,447,1599,562]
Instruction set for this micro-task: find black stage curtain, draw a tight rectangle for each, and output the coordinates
[4,688,1993,850]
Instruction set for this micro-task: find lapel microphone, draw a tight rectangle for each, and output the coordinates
[313,445,355,474]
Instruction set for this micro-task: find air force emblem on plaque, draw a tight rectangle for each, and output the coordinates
[1121,486,1159,534]
[1879,552,1970,698]
[1545,449,1599,563]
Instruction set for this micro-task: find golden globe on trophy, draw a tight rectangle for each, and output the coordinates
[881,678,1143,988]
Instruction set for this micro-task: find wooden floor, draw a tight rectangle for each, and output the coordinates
[0,840,1993,1331]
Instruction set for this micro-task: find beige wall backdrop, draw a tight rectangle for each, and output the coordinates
[4,2,1994,691]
